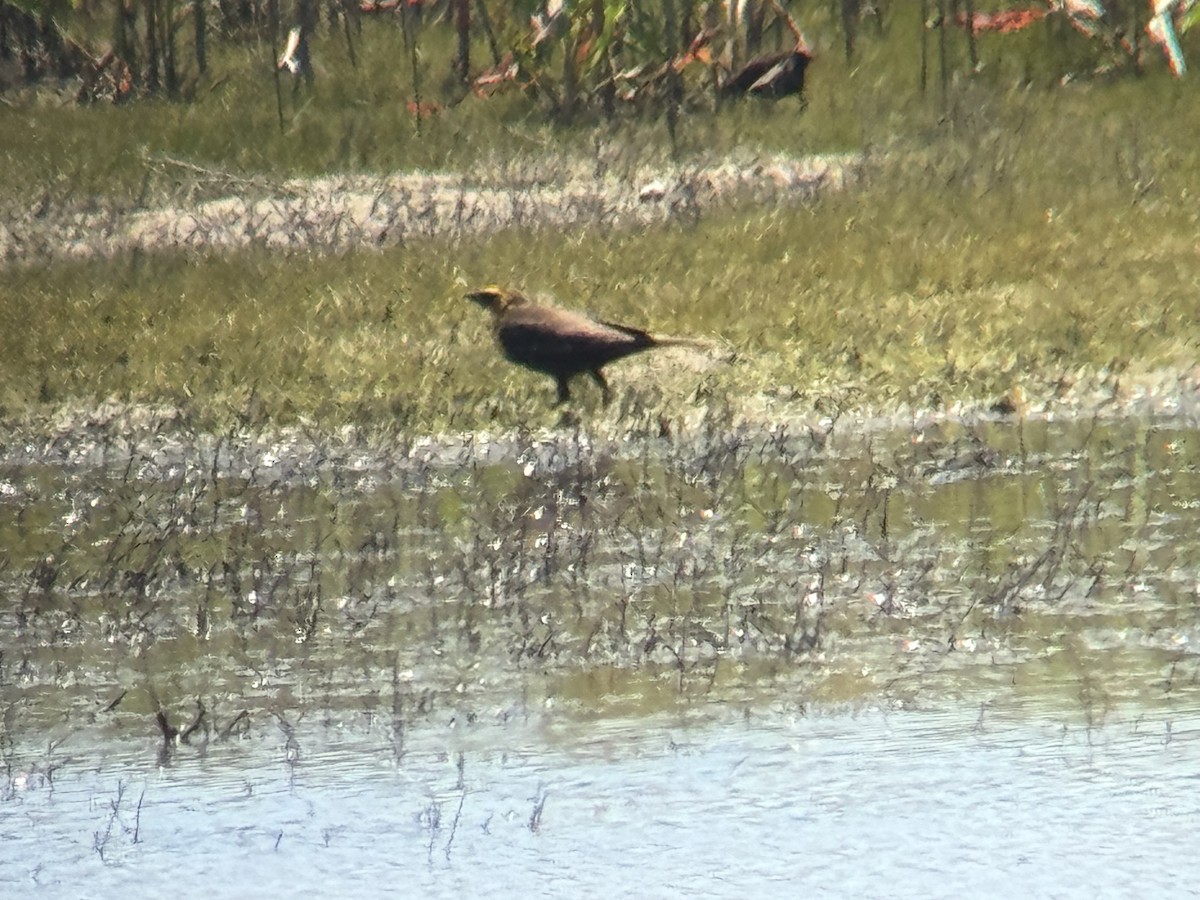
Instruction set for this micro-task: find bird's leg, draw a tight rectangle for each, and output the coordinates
[590,370,612,406]
[556,377,572,405]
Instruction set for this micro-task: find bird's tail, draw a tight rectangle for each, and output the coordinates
[654,335,721,350]
[653,335,736,362]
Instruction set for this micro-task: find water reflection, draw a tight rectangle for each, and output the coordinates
[1,411,1199,892]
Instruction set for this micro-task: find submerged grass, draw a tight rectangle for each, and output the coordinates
[3,412,1198,735]
[1,10,1199,432]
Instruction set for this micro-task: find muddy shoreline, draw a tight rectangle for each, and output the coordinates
[3,361,1197,483]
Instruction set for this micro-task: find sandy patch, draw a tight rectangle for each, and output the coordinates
[1,153,861,264]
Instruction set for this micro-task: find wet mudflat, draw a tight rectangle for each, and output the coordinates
[2,407,1199,896]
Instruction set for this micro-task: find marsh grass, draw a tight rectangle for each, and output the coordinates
[1,9,1198,432]
[4,112,1197,434]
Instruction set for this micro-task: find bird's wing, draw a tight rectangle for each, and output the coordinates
[497,307,651,370]
[595,318,655,344]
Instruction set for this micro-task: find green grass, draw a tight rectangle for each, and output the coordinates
[4,127,1196,435]
[3,4,1183,195]
[2,8,1199,433]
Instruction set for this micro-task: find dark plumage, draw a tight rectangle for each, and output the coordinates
[721,48,812,100]
[465,286,697,404]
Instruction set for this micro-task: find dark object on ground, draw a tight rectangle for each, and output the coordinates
[721,48,812,100]
[465,286,702,404]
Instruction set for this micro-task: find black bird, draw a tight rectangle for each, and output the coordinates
[465,286,702,404]
[721,47,812,100]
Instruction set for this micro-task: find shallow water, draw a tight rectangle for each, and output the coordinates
[2,410,1199,895]
[4,708,1198,899]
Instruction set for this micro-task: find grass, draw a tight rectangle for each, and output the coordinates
[1,8,1199,434]
[4,151,1195,435]
[2,4,1181,194]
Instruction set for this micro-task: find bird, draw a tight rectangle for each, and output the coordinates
[721,46,812,100]
[465,286,705,404]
